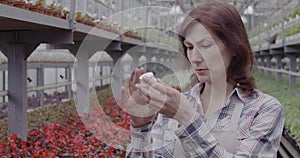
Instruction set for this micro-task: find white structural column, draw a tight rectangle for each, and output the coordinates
[0,20,73,140]
[51,40,98,114]
[275,55,283,80]
[37,63,44,106]
[109,50,124,99]
[266,56,272,78]
[66,65,72,99]
[288,54,297,86]
[76,50,89,113]
[160,50,168,66]
[2,71,6,102]
[146,47,159,62]
[260,56,265,74]
[100,65,103,86]
[144,53,153,63]
[106,41,123,99]
[130,53,142,70]
[167,52,175,70]
[2,43,37,141]
[128,46,146,69]
[74,49,95,113]
[164,50,171,68]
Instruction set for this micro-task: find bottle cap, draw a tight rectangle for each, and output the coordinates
[139,72,155,85]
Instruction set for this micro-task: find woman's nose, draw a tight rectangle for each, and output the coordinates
[190,48,204,63]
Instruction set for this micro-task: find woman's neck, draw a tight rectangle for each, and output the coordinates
[200,82,234,115]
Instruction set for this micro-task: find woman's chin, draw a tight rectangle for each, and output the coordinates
[196,76,210,83]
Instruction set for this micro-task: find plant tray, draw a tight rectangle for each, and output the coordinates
[282,128,300,157]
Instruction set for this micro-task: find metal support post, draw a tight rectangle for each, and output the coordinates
[145,54,153,63]
[275,55,283,80]
[100,65,103,87]
[2,43,37,141]
[69,0,76,30]
[157,10,161,44]
[281,0,285,45]
[37,63,44,106]
[266,56,272,78]
[288,54,297,86]
[2,71,6,103]
[109,51,124,99]
[130,52,142,69]
[66,65,72,99]
[92,64,96,91]
[75,50,93,113]
[260,56,265,73]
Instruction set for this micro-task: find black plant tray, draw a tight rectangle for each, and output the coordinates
[281,128,300,157]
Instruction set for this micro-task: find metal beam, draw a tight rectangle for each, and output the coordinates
[0,30,73,45]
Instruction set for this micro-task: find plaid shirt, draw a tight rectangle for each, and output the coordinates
[126,83,284,158]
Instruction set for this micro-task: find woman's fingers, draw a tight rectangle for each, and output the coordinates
[135,84,167,109]
[133,68,145,85]
[156,78,167,86]
[142,77,178,98]
[121,86,129,102]
[135,78,185,117]
[135,80,177,103]
[125,75,133,95]
[124,93,158,118]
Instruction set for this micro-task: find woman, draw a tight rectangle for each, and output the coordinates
[122,1,284,157]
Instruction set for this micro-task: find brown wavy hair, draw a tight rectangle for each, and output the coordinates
[178,1,257,96]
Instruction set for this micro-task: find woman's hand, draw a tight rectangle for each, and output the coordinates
[121,68,157,128]
[135,77,196,125]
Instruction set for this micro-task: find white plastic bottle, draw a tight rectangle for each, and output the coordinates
[139,72,156,86]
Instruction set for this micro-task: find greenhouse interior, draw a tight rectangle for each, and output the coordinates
[0,0,299,157]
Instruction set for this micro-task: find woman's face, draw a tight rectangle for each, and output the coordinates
[184,22,232,84]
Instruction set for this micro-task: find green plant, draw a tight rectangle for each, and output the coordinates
[35,0,46,7]
[253,71,300,144]
[75,11,83,20]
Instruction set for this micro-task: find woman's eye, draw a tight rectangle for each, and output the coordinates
[202,42,212,48]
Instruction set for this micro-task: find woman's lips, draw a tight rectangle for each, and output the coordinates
[195,68,208,74]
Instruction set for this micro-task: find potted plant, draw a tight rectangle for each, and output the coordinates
[6,0,15,6]
[13,0,27,9]
[75,11,84,23]
[111,21,119,34]
[96,16,107,30]
[47,2,61,17]
[53,3,64,18]
[26,0,37,12]
[82,12,96,26]
[61,8,69,19]
[0,0,8,5]
[34,0,46,14]
[28,0,43,13]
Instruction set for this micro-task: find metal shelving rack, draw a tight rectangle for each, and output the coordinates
[0,0,177,140]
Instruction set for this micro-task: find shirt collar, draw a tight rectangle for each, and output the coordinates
[228,87,247,104]
[188,82,247,105]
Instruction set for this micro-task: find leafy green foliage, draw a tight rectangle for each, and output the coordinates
[253,71,300,144]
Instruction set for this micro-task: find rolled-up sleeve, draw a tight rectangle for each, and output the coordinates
[126,122,154,158]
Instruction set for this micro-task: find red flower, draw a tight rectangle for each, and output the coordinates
[8,133,18,142]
